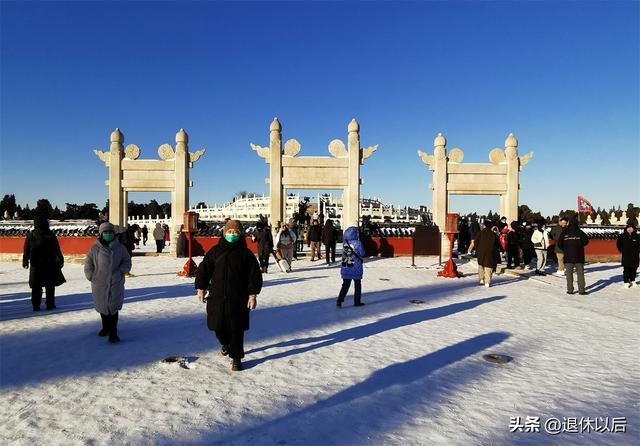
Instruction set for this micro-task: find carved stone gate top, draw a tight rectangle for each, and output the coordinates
[94,128,205,254]
[251,118,378,227]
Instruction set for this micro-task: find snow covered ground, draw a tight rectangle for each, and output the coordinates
[0,253,638,445]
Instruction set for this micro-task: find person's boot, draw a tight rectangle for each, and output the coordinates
[231,358,242,371]
[354,301,365,307]
[98,314,109,336]
[108,314,120,343]
[221,345,229,356]
[336,300,342,308]
[109,331,121,343]
[46,297,56,310]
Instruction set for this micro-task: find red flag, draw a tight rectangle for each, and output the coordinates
[577,195,594,214]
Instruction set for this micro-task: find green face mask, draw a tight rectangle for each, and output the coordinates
[102,232,115,242]
[225,234,240,243]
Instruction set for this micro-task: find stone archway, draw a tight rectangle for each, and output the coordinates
[418,132,533,253]
[251,118,378,229]
[94,128,205,254]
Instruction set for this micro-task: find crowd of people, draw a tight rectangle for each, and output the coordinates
[463,216,639,294]
[19,211,639,371]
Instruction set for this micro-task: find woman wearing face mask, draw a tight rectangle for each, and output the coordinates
[84,222,132,343]
[195,220,263,371]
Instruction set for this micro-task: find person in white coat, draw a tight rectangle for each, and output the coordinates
[275,223,297,271]
[531,222,550,276]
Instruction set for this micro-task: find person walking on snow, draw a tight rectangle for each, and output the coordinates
[337,226,366,308]
[468,220,498,287]
[557,219,589,295]
[22,214,66,311]
[322,219,338,264]
[253,221,273,273]
[550,217,568,276]
[141,224,148,245]
[153,223,165,253]
[308,219,323,261]
[84,222,132,343]
[616,224,639,288]
[506,221,521,269]
[195,220,263,372]
[275,223,296,271]
[531,221,549,275]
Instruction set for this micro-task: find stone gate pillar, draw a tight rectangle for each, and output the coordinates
[108,129,125,229]
[269,118,284,228]
[504,133,519,224]
[172,129,190,254]
[432,133,449,254]
[345,119,361,228]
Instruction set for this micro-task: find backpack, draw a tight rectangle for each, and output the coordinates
[341,241,362,268]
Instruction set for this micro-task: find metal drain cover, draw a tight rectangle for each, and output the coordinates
[409,299,425,304]
[483,354,513,364]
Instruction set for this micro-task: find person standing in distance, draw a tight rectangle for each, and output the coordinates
[22,214,66,311]
[195,220,263,371]
[557,218,589,295]
[550,217,568,276]
[616,224,639,288]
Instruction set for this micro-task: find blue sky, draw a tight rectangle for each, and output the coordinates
[1,0,638,216]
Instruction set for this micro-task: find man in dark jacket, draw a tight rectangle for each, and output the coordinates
[195,220,263,371]
[468,220,498,287]
[616,224,639,288]
[23,214,66,311]
[457,218,471,254]
[519,222,535,270]
[308,219,323,261]
[322,219,338,264]
[253,221,273,273]
[557,220,589,295]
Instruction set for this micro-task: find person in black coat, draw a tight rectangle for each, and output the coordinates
[308,219,323,261]
[457,218,471,254]
[616,224,639,288]
[519,222,535,270]
[22,214,66,311]
[195,220,263,371]
[253,221,273,273]
[557,219,589,295]
[506,221,521,269]
[467,220,498,287]
[322,219,338,264]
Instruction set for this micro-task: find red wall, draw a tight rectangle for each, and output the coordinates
[0,237,96,255]
[0,236,621,259]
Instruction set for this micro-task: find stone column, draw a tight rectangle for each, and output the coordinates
[269,118,283,230]
[122,191,128,231]
[108,128,124,229]
[173,129,189,255]
[504,133,519,224]
[344,118,361,228]
[499,195,506,219]
[432,133,449,255]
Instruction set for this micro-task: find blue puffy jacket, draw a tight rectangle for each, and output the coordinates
[340,227,365,280]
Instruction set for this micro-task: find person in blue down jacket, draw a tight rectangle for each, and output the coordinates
[84,222,132,343]
[337,226,366,308]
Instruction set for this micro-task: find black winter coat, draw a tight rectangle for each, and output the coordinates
[322,221,337,245]
[557,225,589,264]
[253,228,273,256]
[23,229,66,289]
[474,228,498,269]
[195,237,262,332]
[308,224,322,242]
[616,230,639,268]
